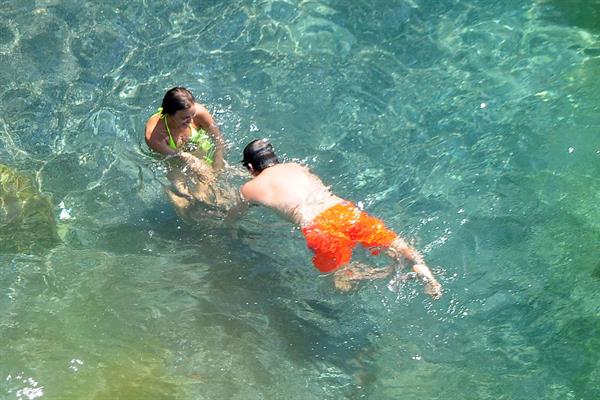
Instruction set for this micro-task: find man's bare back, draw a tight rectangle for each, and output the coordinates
[240,163,343,226]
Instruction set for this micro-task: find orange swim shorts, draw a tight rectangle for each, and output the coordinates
[301,202,398,273]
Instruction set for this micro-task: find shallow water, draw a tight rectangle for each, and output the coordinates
[1,0,599,399]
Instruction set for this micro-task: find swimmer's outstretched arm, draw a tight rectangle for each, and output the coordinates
[224,193,250,239]
[387,237,442,299]
[225,193,250,224]
[177,151,214,179]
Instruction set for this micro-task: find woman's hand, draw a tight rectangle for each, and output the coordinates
[212,148,225,170]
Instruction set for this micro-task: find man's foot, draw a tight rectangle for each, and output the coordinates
[413,263,442,299]
[165,189,191,212]
[334,273,355,292]
[166,190,194,221]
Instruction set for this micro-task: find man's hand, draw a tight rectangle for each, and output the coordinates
[178,151,213,178]
[413,263,442,299]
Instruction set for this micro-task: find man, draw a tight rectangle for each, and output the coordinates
[228,139,442,298]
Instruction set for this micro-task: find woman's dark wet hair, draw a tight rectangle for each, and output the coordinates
[161,87,195,115]
[242,139,279,172]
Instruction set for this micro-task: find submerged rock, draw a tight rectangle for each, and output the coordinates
[0,164,60,254]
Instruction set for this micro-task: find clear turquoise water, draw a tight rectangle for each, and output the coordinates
[1,0,599,399]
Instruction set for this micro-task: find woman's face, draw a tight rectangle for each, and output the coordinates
[172,106,196,127]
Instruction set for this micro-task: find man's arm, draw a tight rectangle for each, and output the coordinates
[224,188,252,239]
[225,192,250,225]
[387,237,442,299]
[177,151,214,179]
[193,103,226,170]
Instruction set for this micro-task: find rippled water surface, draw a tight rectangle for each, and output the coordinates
[1,0,600,399]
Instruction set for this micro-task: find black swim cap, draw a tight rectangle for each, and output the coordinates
[242,138,279,172]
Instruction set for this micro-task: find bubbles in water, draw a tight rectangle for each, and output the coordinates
[0,22,18,54]
[5,374,44,400]
[68,358,84,372]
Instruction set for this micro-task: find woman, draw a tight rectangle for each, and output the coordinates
[145,87,231,217]
[145,87,225,167]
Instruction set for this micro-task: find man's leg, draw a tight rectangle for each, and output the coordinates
[165,167,194,220]
[333,262,394,292]
[165,188,192,220]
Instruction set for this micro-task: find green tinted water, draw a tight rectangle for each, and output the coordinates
[1,0,599,399]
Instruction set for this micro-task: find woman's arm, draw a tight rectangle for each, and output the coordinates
[145,115,176,155]
[193,103,225,170]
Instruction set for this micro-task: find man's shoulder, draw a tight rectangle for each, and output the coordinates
[240,177,262,202]
[272,162,308,172]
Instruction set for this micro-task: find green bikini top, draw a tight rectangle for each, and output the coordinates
[155,108,215,164]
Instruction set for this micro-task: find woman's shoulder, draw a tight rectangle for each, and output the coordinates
[146,112,163,129]
[193,102,211,115]
[146,111,160,123]
[192,103,216,128]
[145,113,166,143]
